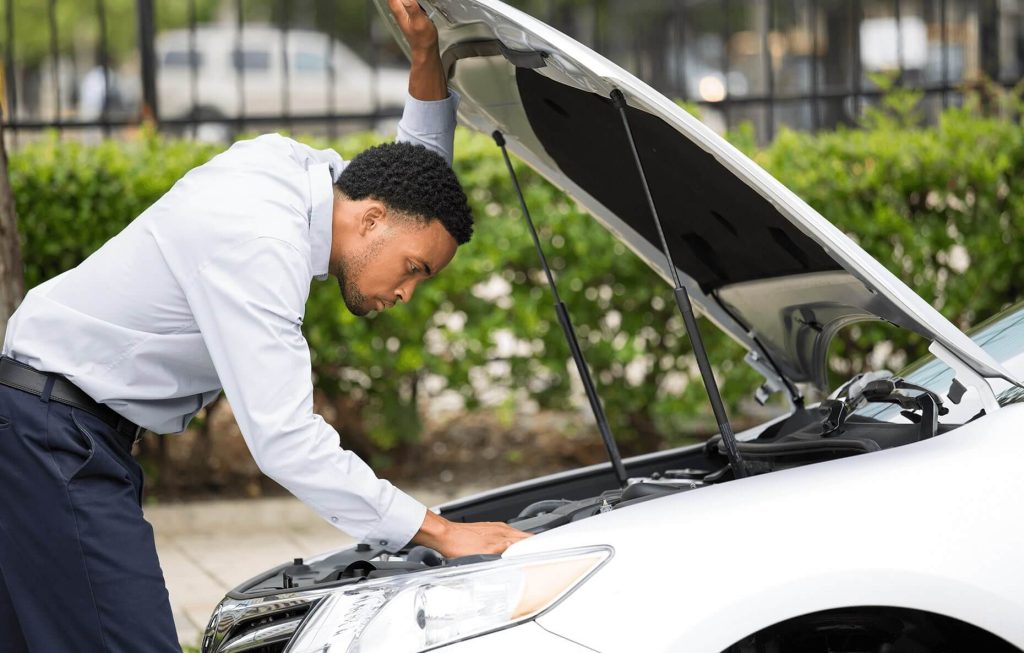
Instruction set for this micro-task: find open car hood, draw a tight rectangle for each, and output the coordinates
[377,0,1021,396]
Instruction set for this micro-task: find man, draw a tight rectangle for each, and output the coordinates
[0,1,529,650]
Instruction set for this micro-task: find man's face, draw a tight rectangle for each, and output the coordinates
[330,208,458,317]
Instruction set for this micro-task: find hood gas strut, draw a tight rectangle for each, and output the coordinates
[493,130,629,487]
[610,89,748,479]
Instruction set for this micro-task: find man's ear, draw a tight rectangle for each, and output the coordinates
[358,200,388,236]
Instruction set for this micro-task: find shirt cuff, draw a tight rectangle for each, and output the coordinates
[360,487,428,553]
[399,89,460,136]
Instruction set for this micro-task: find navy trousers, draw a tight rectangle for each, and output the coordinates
[0,384,181,652]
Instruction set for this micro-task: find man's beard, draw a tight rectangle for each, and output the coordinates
[332,236,385,317]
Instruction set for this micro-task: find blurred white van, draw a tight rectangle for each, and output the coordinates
[155,25,408,135]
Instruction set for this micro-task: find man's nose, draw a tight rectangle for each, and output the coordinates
[395,279,419,304]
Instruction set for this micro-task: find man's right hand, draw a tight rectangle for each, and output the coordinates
[411,509,532,558]
[387,0,448,102]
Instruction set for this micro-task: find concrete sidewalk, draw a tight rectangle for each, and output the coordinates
[148,488,462,648]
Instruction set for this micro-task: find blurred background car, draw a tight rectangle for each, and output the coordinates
[155,25,408,140]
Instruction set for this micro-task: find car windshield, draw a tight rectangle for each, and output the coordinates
[853,301,1024,423]
[163,50,203,68]
[232,49,271,71]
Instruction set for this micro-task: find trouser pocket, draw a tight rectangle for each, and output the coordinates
[69,408,143,504]
[44,407,96,482]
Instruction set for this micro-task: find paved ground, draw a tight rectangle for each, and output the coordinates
[148,488,463,648]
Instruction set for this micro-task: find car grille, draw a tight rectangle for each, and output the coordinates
[203,596,320,653]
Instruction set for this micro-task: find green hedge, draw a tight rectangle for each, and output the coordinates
[8,87,1024,455]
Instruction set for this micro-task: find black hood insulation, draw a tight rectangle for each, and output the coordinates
[515,67,841,293]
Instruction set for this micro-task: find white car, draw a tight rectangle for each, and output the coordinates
[200,1,1024,652]
[155,26,408,132]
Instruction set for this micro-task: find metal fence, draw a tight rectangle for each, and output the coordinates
[1,0,409,144]
[1,0,1022,146]
[526,0,1023,141]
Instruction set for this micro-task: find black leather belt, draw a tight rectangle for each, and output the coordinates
[0,356,145,447]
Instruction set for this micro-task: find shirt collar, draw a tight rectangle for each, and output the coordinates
[307,161,338,281]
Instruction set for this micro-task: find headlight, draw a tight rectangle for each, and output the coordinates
[286,545,611,653]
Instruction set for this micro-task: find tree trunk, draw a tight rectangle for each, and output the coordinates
[0,120,25,340]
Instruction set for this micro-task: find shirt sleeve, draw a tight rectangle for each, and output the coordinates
[396,90,460,165]
[181,236,426,552]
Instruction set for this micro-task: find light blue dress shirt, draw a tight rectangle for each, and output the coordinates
[2,91,461,551]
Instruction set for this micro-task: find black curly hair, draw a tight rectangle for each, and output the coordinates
[335,141,473,245]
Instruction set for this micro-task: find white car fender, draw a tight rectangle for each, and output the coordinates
[498,404,1024,652]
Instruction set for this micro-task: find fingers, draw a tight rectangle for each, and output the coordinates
[386,0,411,27]
[432,521,532,557]
[386,0,407,16]
[502,525,532,542]
[388,0,426,23]
[479,522,532,555]
[386,0,438,52]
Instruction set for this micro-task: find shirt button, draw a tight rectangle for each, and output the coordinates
[330,516,338,523]
[379,540,388,546]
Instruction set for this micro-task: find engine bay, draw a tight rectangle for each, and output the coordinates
[234,468,708,596]
[233,381,960,600]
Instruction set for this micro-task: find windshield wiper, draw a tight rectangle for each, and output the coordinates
[610,89,748,479]
[493,130,629,487]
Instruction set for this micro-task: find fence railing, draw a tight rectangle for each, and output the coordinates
[1,0,1021,145]
[1,0,408,145]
